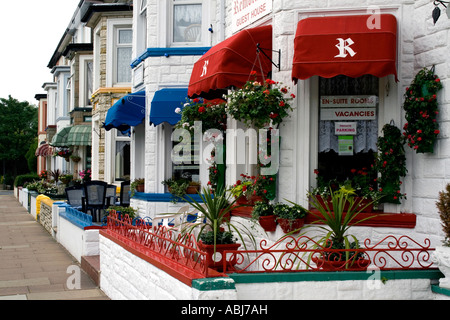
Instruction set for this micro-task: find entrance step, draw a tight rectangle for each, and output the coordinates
[81,255,100,286]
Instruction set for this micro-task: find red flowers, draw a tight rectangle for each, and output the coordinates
[198,106,206,113]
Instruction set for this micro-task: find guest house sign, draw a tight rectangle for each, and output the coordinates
[320,95,377,121]
[232,0,272,33]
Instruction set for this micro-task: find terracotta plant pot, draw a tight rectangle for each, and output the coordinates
[186,185,200,194]
[235,195,267,206]
[198,241,241,271]
[312,256,371,271]
[258,215,277,232]
[278,218,305,234]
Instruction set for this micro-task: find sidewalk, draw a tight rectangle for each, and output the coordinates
[0,191,109,300]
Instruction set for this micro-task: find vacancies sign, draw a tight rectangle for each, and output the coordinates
[320,95,377,121]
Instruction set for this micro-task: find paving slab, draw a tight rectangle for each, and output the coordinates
[0,192,109,300]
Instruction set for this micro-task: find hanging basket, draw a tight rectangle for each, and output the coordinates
[402,67,443,154]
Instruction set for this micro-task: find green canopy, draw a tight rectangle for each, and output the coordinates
[67,125,92,146]
[50,125,92,147]
[50,126,72,147]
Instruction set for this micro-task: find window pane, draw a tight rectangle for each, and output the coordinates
[119,29,133,44]
[173,4,202,42]
[115,141,131,180]
[117,47,132,83]
[86,61,93,105]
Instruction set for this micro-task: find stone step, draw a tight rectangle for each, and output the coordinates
[81,255,100,286]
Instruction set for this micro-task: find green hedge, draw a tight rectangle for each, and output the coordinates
[14,174,40,187]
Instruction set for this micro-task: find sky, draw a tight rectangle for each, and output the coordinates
[0,0,81,106]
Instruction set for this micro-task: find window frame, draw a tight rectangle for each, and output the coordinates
[168,0,207,47]
[106,18,133,87]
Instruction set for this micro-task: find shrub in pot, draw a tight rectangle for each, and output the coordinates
[275,202,307,234]
[307,188,376,270]
[252,202,277,232]
[182,186,255,270]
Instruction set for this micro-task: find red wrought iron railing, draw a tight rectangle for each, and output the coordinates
[221,235,437,273]
[106,212,436,275]
[106,211,211,277]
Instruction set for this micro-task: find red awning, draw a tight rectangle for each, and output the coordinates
[188,25,273,99]
[292,14,398,82]
[35,143,53,157]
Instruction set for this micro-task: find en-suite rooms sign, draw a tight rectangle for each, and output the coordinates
[232,0,272,33]
[320,95,378,121]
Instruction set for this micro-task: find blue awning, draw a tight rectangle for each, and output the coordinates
[104,91,146,133]
[149,88,188,126]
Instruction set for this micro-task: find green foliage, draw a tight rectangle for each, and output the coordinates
[436,184,450,246]
[251,201,275,219]
[308,188,375,248]
[182,186,256,253]
[106,206,137,220]
[25,138,38,173]
[274,202,308,220]
[199,230,235,245]
[0,96,38,168]
[175,98,227,133]
[374,124,407,204]
[161,178,190,202]
[24,179,57,195]
[14,174,40,187]
[403,67,443,153]
[130,178,144,197]
[226,75,294,129]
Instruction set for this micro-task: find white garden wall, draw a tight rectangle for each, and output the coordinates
[99,230,444,300]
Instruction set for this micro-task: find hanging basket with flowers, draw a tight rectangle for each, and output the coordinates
[225,71,295,129]
[374,123,407,204]
[175,98,227,133]
[402,67,443,153]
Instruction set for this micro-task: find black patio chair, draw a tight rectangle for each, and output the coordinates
[83,180,108,223]
[65,186,84,211]
[106,184,118,207]
[120,180,130,207]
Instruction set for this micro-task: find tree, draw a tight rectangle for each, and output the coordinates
[0,96,38,177]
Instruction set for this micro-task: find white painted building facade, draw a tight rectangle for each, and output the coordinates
[129,0,450,250]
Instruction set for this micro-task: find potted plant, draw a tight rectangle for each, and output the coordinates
[131,178,145,196]
[229,175,254,205]
[60,173,73,185]
[162,178,189,202]
[175,98,227,133]
[225,72,294,129]
[79,169,91,184]
[403,67,442,154]
[106,205,137,220]
[252,201,277,232]
[311,169,378,212]
[182,186,255,271]
[373,123,407,204]
[229,173,274,205]
[274,202,307,234]
[433,184,450,289]
[307,187,376,271]
[70,154,81,162]
[186,181,201,194]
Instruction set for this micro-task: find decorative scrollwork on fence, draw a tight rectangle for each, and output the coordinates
[106,212,436,275]
[106,211,209,276]
[222,235,436,273]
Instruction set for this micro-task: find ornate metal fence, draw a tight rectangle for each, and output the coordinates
[106,211,210,277]
[106,212,436,275]
[221,235,436,273]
